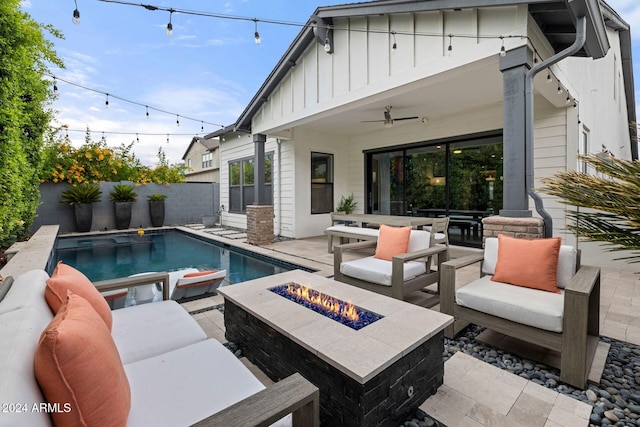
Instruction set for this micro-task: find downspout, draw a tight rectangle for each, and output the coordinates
[276,138,282,237]
[525,16,587,238]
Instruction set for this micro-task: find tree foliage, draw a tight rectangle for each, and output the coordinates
[0,1,63,247]
[541,154,640,263]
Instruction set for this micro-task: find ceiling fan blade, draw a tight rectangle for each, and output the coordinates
[393,116,419,122]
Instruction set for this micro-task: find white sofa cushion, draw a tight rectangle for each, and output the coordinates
[0,306,54,427]
[340,256,426,286]
[0,269,50,314]
[482,237,577,289]
[456,275,565,332]
[112,300,207,364]
[125,339,267,427]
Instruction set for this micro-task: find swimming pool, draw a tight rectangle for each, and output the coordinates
[49,229,312,286]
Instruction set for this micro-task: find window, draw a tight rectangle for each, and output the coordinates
[229,154,273,213]
[202,152,212,169]
[311,152,333,214]
[578,127,589,173]
[187,158,192,168]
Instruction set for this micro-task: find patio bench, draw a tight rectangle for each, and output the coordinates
[0,267,319,427]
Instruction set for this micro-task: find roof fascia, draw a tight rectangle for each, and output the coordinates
[316,0,551,18]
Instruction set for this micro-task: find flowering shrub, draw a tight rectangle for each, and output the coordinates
[39,136,186,185]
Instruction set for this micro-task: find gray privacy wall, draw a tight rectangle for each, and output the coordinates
[32,182,220,234]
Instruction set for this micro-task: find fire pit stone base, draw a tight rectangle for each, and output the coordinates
[225,298,444,427]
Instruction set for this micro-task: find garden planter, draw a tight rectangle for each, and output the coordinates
[202,214,218,228]
[74,203,93,232]
[149,201,165,227]
[114,202,133,230]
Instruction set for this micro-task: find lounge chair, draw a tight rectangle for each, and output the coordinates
[334,226,448,300]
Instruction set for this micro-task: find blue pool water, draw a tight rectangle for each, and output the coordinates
[49,230,310,285]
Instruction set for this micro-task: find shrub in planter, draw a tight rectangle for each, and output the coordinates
[59,184,102,232]
[147,193,167,227]
[109,184,138,230]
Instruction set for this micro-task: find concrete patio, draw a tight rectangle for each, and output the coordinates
[180,226,640,427]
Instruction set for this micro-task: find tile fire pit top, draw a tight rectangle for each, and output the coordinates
[218,270,454,383]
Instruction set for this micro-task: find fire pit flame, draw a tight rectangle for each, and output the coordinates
[286,283,359,322]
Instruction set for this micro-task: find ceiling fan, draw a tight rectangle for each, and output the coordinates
[361,106,419,128]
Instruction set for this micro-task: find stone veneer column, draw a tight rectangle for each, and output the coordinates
[246,205,274,245]
[482,216,544,243]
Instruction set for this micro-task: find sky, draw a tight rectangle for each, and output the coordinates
[20,0,640,167]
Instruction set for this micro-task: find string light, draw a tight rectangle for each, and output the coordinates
[105,93,109,109]
[166,134,170,144]
[136,133,140,143]
[253,19,261,45]
[53,77,58,94]
[176,114,180,127]
[55,127,206,137]
[201,121,204,132]
[391,31,397,52]
[557,85,563,95]
[324,35,331,52]
[547,70,552,83]
[72,0,80,24]
[167,9,173,36]
[447,35,453,56]
[47,73,225,128]
[566,92,572,104]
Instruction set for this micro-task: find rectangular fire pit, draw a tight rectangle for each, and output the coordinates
[218,270,453,427]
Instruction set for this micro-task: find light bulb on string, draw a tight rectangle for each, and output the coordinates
[176,115,180,127]
[447,35,453,56]
[167,10,173,36]
[566,92,571,104]
[72,0,80,24]
[324,36,331,52]
[53,77,58,94]
[557,85,563,95]
[499,37,506,57]
[201,121,204,132]
[145,106,150,119]
[254,19,261,44]
[105,94,109,109]
[547,70,552,83]
[136,133,140,143]
[391,31,397,52]
[101,132,106,143]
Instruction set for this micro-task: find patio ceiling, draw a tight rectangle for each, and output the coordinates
[269,56,506,138]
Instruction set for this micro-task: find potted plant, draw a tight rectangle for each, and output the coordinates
[59,184,102,232]
[336,194,358,214]
[147,193,167,227]
[109,184,138,230]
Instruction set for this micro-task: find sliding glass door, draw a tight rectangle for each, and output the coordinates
[365,133,502,247]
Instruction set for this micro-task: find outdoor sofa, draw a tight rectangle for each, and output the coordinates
[0,265,319,427]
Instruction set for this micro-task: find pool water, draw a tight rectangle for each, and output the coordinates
[49,230,308,286]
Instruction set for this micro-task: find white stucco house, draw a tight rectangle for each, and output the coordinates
[182,136,220,183]
[205,0,636,269]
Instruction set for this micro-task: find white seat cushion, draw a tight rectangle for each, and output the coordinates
[456,275,565,332]
[340,256,426,286]
[125,339,266,427]
[326,224,379,237]
[112,300,207,364]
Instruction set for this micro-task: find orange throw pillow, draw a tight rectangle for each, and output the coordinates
[491,234,562,293]
[184,270,218,277]
[374,224,412,261]
[46,261,113,331]
[34,293,131,427]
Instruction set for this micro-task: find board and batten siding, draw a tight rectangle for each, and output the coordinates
[251,6,527,135]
